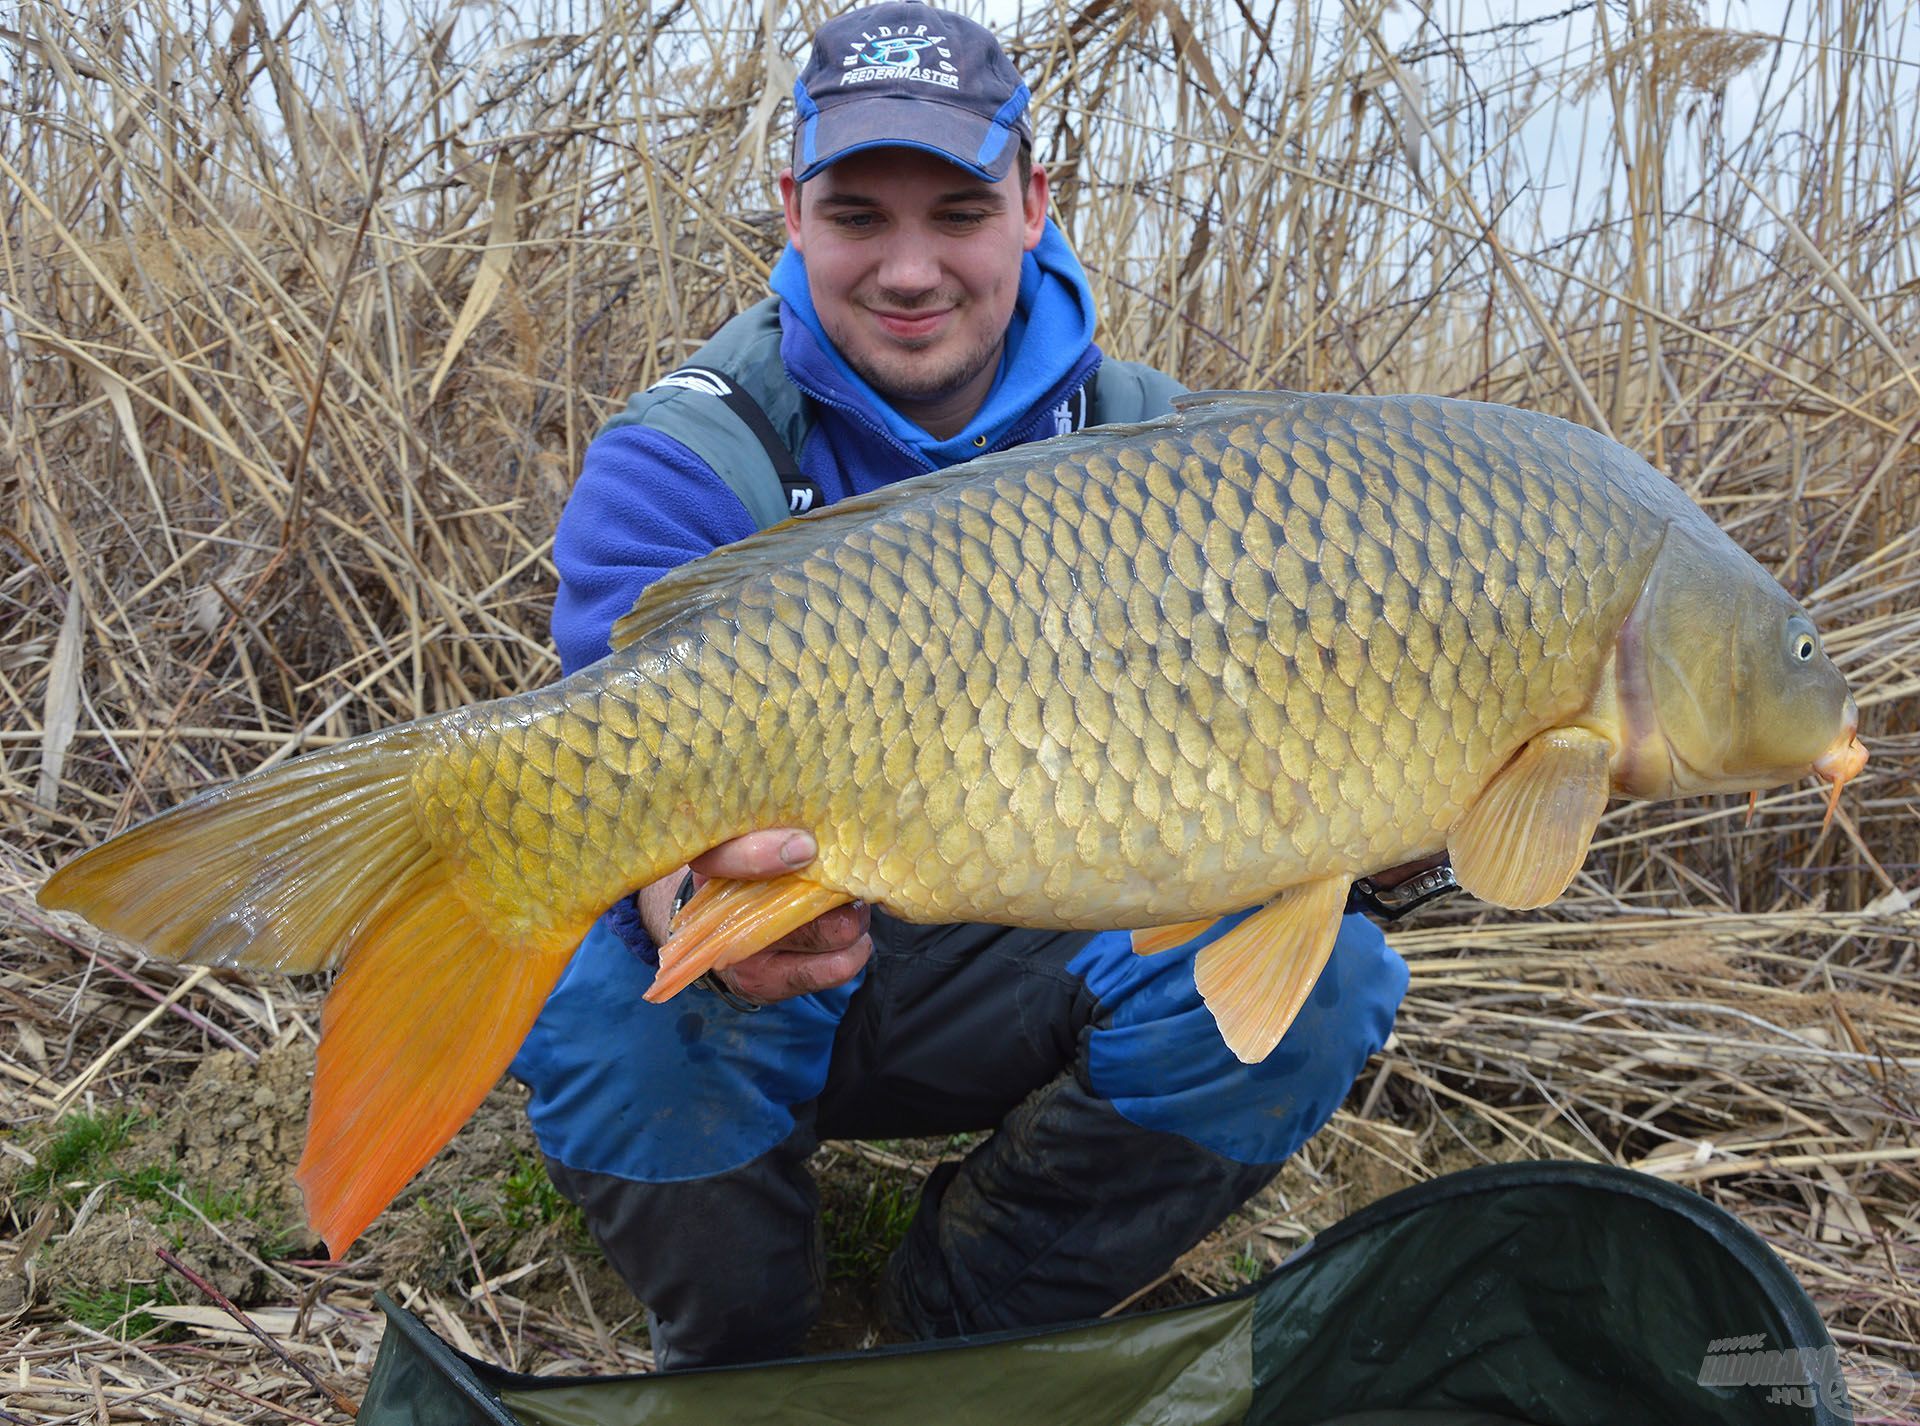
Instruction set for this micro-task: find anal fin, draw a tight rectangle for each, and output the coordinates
[644,873,853,1002]
[1131,918,1218,956]
[1449,727,1611,910]
[1194,877,1349,1064]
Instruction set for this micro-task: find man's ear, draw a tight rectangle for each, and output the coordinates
[779,169,804,252]
[1021,164,1049,251]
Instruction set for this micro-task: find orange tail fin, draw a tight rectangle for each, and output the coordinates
[298,882,573,1253]
[38,728,580,1256]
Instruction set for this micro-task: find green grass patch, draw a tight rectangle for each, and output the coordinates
[157,1182,260,1226]
[15,1110,140,1204]
[255,1220,310,1262]
[19,1123,252,1221]
[114,1162,185,1202]
[59,1279,180,1339]
[14,1115,296,1257]
[824,1176,920,1281]
[501,1151,585,1237]
[410,1154,591,1289]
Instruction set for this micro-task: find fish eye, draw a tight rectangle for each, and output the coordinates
[1785,616,1819,664]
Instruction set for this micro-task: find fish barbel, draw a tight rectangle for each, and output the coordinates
[40,392,1865,1254]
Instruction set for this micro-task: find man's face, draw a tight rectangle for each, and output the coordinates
[780,148,1048,419]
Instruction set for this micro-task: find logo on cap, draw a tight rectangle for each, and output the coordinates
[840,24,958,90]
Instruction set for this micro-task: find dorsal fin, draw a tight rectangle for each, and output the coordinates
[609,518,808,653]
[608,478,934,652]
[1170,388,1314,415]
[607,412,1181,653]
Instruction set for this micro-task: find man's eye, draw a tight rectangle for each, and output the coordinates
[833,213,879,230]
[941,211,988,227]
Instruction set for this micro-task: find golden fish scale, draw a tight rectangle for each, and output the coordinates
[414,395,1687,937]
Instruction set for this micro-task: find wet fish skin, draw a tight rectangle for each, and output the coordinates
[39,391,1861,1255]
[418,393,1678,930]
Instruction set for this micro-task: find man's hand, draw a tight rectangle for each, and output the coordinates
[638,830,873,1005]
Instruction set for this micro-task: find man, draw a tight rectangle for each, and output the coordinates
[512,1,1411,1370]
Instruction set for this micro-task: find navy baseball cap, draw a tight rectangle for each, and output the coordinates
[791,3,1034,184]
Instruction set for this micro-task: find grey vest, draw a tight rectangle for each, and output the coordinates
[598,297,1186,532]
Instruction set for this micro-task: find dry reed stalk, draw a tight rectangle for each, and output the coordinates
[2,0,1916,1411]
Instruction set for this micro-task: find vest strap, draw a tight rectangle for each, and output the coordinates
[649,365,825,517]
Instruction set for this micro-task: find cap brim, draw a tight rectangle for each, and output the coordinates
[794,93,1021,184]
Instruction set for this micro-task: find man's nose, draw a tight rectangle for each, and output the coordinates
[874,233,941,297]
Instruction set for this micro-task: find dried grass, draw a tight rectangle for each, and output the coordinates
[3,0,1917,1418]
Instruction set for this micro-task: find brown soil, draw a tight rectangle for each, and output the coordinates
[16,1037,1358,1359]
[14,1033,635,1333]
[165,1039,313,1225]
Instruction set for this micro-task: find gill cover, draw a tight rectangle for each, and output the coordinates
[1622,525,1853,797]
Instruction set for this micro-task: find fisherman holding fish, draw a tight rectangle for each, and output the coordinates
[509,2,1411,1368]
[43,0,1868,1382]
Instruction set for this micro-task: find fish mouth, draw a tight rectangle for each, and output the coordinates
[1812,705,1867,832]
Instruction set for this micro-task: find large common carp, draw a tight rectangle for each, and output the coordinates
[41,392,1865,1254]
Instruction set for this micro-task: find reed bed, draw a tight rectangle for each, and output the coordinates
[3,0,1916,1418]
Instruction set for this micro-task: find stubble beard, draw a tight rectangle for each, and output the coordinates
[840,302,1004,407]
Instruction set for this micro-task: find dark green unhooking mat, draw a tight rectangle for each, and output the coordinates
[357,1162,1856,1425]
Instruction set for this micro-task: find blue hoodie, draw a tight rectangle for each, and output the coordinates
[548,218,1102,680]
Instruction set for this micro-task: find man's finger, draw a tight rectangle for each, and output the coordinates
[689,829,817,881]
[779,901,870,954]
[724,933,875,1002]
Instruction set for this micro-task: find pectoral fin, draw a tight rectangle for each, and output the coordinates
[1449,727,1611,910]
[1131,919,1218,955]
[1194,876,1350,1064]
[644,874,853,1001]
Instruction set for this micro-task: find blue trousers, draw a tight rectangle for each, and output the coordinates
[512,907,1407,1366]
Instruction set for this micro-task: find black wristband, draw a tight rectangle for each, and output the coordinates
[697,969,764,1013]
[1346,861,1460,921]
[668,869,698,928]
